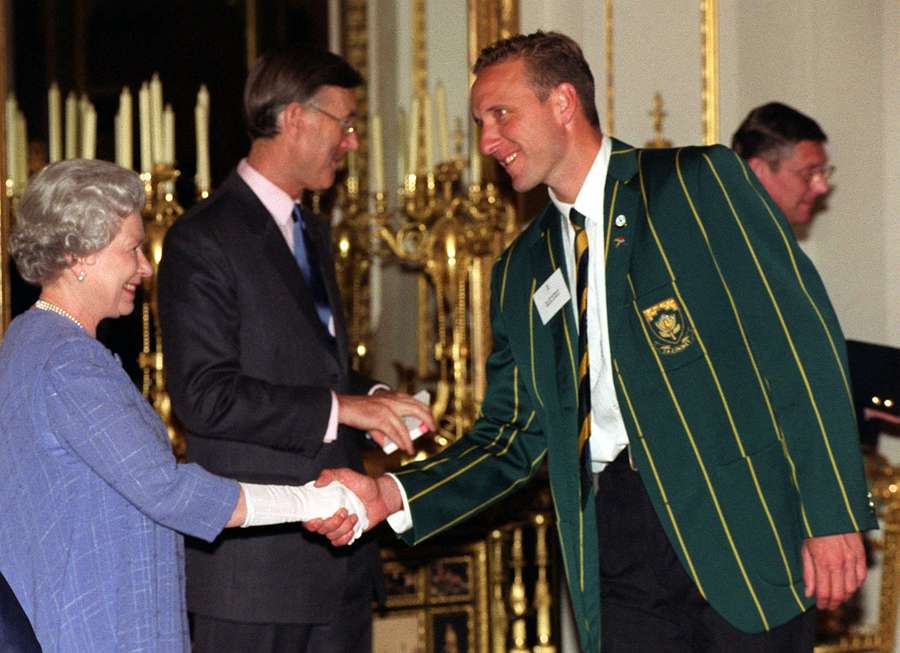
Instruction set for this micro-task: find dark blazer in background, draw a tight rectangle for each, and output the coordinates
[158,171,379,624]
[0,570,40,652]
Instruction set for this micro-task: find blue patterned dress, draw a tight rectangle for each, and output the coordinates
[0,309,239,652]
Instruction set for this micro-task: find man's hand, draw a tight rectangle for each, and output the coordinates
[336,390,435,455]
[303,468,403,546]
[802,532,867,610]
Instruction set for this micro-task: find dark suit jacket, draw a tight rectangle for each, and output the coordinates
[158,170,379,624]
[393,141,877,651]
[0,571,40,652]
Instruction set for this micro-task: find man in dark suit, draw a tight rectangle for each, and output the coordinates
[158,47,433,653]
[311,32,876,652]
[731,102,832,227]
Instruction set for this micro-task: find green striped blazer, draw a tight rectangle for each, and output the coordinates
[394,139,877,652]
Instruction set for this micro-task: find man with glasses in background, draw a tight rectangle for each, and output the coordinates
[732,102,834,227]
[158,47,432,653]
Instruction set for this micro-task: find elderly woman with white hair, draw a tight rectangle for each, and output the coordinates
[0,159,366,653]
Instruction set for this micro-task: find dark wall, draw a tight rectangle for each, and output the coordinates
[9,0,330,382]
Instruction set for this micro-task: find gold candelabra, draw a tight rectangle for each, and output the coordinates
[138,163,185,457]
[368,155,517,444]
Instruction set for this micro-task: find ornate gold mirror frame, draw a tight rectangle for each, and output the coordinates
[603,0,719,145]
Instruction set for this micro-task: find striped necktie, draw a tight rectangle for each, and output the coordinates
[292,203,333,333]
[570,207,593,505]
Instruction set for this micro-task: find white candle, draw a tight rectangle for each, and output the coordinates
[162,104,175,164]
[396,108,407,182]
[81,103,96,159]
[195,101,210,192]
[48,83,62,163]
[197,84,210,111]
[119,87,132,169]
[64,92,77,159]
[370,113,384,193]
[16,110,27,188]
[435,82,449,162]
[114,113,122,166]
[423,92,434,171]
[149,74,164,165]
[138,83,151,173]
[407,96,420,175]
[5,96,16,184]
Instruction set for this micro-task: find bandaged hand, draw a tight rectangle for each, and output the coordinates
[239,480,369,544]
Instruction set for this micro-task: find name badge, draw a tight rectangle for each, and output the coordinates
[533,268,571,325]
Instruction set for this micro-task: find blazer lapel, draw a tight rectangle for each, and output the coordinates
[527,205,579,420]
[604,139,641,335]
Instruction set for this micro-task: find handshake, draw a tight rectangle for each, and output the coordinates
[240,480,371,544]
[239,389,434,544]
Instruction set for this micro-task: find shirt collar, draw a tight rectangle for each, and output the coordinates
[237,158,298,227]
[548,136,612,224]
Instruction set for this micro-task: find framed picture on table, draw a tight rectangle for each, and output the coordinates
[383,560,426,607]
[429,605,474,653]
[428,555,473,603]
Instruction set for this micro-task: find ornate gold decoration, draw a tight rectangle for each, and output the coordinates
[331,0,373,374]
[489,529,508,653]
[604,0,614,136]
[701,0,719,144]
[645,92,673,148]
[138,164,185,458]
[508,526,528,652]
[533,513,557,653]
[373,165,516,442]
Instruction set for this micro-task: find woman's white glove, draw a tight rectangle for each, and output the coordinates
[239,480,368,544]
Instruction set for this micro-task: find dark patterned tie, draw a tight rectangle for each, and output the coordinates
[292,203,333,333]
[570,208,593,505]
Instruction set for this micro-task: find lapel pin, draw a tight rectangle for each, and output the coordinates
[613,236,626,247]
[614,214,627,228]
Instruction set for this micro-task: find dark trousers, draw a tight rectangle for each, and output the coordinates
[191,594,372,653]
[596,449,816,652]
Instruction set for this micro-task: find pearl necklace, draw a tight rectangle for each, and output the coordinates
[34,299,85,330]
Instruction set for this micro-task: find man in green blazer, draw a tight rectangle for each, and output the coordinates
[310,31,876,652]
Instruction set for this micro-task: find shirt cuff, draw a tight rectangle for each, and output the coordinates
[384,473,413,533]
[323,391,339,443]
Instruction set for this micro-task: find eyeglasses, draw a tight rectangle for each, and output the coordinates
[793,164,835,184]
[305,104,356,136]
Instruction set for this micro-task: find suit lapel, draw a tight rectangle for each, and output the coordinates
[227,173,340,358]
[527,205,579,419]
[604,139,641,334]
[304,213,349,362]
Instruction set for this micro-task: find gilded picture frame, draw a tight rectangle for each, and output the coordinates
[427,555,473,604]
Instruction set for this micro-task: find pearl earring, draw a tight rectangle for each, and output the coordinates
[77,271,86,282]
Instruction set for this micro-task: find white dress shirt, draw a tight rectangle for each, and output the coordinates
[548,137,630,472]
